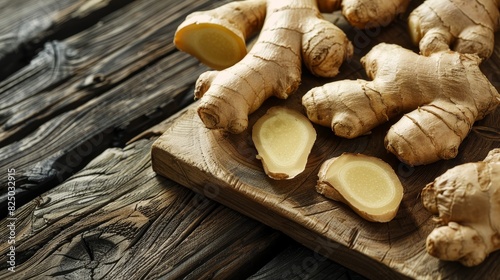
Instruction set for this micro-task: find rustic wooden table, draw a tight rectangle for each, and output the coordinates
[0,0,499,279]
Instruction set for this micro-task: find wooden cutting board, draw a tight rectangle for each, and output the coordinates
[151,10,500,280]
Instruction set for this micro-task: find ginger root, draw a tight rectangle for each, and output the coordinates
[194,0,353,134]
[326,0,411,29]
[174,0,266,70]
[422,148,500,266]
[408,0,500,59]
[252,107,316,180]
[302,43,500,166]
[174,0,408,71]
[316,153,404,223]
[174,0,413,133]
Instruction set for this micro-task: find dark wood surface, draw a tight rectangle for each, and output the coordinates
[0,0,370,279]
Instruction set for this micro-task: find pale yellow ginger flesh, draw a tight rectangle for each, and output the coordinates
[174,0,266,70]
[252,107,316,180]
[302,43,500,166]
[174,23,248,70]
[193,0,353,134]
[408,0,500,59]
[316,153,404,222]
[422,148,500,266]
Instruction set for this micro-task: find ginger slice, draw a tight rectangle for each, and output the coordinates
[174,23,248,70]
[173,0,266,70]
[252,107,316,180]
[316,153,404,222]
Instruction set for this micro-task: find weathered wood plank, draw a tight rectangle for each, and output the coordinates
[0,50,204,216]
[0,0,136,80]
[0,0,229,215]
[248,243,366,280]
[0,136,284,279]
[0,0,226,147]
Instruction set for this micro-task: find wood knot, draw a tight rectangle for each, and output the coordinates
[78,73,108,89]
[57,232,126,277]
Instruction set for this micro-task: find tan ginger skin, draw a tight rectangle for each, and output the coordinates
[422,148,500,266]
[302,43,500,166]
[194,0,353,134]
[322,0,410,29]
[408,0,500,59]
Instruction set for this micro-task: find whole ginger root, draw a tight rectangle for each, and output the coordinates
[422,148,500,266]
[302,43,500,166]
[408,0,500,59]
[194,0,353,134]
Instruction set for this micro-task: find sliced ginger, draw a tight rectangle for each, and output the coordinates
[252,107,316,180]
[174,0,266,70]
[316,153,404,222]
[174,23,248,70]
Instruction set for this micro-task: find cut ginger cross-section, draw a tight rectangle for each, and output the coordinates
[252,107,317,180]
[316,153,404,222]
